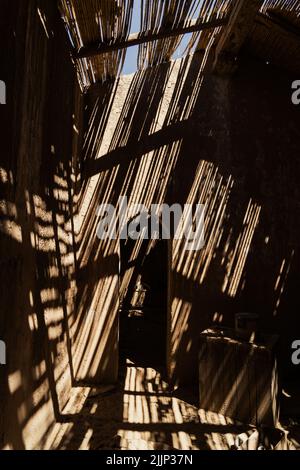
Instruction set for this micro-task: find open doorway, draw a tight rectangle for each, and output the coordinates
[119,232,168,372]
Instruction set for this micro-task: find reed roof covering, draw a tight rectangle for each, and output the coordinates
[59,0,300,89]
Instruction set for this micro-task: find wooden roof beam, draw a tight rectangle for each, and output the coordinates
[75,17,228,59]
[213,0,263,74]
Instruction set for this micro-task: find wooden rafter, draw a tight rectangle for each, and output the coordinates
[75,17,228,59]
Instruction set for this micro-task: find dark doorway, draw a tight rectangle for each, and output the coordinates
[119,231,168,372]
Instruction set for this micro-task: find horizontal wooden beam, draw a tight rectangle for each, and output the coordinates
[75,17,228,59]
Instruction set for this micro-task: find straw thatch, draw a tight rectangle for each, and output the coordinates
[59,0,134,88]
[59,0,300,89]
[137,0,231,69]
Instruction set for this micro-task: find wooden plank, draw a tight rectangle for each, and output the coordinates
[75,18,228,59]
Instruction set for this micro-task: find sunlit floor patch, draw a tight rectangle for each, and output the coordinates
[44,364,251,450]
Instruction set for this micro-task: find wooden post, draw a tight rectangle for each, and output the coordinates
[213,0,263,74]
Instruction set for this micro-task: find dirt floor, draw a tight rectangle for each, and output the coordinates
[39,362,300,450]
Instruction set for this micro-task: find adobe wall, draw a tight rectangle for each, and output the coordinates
[0,0,82,449]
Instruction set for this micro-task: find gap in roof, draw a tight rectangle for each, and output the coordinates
[192,1,204,20]
[171,0,204,63]
[122,0,203,76]
[172,33,193,61]
[130,0,141,34]
[122,45,139,75]
[122,0,140,76]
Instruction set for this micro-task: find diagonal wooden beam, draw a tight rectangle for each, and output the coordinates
[213,0,263,74]
[75,17,228,59]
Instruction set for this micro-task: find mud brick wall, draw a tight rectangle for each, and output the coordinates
[0,0,82,449]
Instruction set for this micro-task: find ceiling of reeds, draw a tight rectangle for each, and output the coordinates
[58,0,300,89]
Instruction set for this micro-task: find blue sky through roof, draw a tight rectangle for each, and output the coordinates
[122,0,203,75]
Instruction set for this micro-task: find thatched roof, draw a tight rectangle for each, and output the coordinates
[58,0,300,89]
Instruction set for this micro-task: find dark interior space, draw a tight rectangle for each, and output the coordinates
[120,233,168,370]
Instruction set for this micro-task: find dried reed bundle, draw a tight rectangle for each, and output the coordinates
[59,0,134,88]
[138,0,231,68]
[58,0,300,86]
